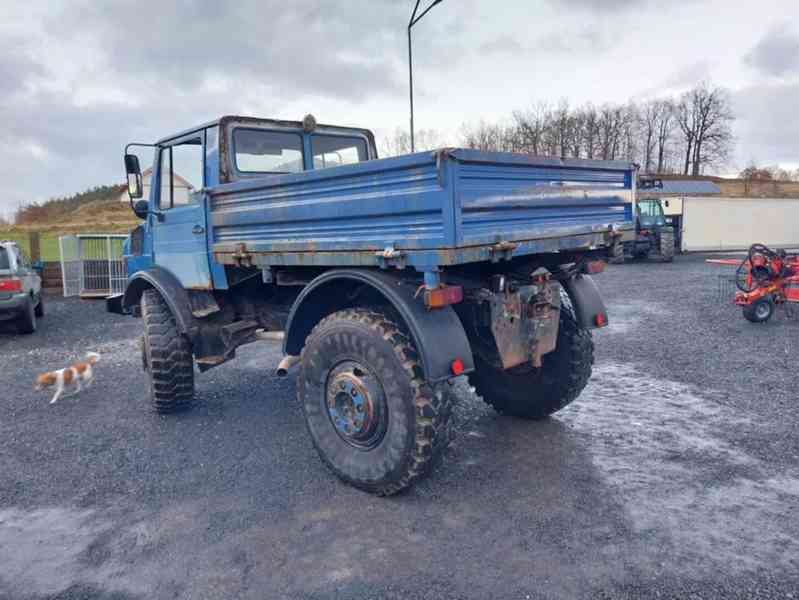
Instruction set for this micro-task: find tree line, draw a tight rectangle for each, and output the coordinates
[385,82,747,177]
[13,184,125,226]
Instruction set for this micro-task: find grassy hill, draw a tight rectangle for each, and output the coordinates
[1,184,139,236]
[0,185,140,261]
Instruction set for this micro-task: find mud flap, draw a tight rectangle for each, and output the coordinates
[561,274,608,330]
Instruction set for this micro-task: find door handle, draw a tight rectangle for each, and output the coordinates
[192,225,205,235]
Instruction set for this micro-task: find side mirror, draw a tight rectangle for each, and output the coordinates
[132,199,150,220]
[125,154,143,199]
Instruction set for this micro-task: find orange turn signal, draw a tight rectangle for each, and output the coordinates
[424,285,463,309]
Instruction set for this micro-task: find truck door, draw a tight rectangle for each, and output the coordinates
[152,134,212,289]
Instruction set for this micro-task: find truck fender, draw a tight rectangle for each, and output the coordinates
[122,267,197,337]
[284,269,474,383]
[561,274,608,330]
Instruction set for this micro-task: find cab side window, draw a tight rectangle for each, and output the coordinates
[159,137,204,209]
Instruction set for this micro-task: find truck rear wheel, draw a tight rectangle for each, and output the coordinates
[659,229,675,262]
[141,289,195,413]
[297,308,453,495]
[471,304,593,419]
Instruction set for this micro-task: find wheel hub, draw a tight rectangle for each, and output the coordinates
[326,362,387,449]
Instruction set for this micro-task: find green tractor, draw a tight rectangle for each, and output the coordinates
[620,178,675,263]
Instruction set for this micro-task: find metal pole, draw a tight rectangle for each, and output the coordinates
[408,25,415,153]
[408,0,443,154]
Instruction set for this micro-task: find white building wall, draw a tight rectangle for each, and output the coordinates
[682,196,799,251]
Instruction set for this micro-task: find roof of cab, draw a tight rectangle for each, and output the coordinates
[155,115,374,145]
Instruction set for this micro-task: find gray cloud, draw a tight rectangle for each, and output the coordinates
[743,23,799,77]
[479,27,614,58]
[731,82,799,166]
[51,1,407,100]
[479,36,524,56]
[0,0,466,217]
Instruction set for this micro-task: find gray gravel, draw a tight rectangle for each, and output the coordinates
[1,255,798,599]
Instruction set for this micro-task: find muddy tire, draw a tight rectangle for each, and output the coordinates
[608,238,625,264]
[471,303,593,419]
[743,295,775,324]
[659,228,675,262]
[17,296,37,334]
[34,294,44,317]
[298,308,454,495]
[141,289,195,413]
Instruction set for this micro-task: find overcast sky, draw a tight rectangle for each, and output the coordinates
[1,0,797,219]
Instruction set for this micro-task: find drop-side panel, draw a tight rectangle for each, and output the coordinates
[210,154,451,254]
[452,151,633,247]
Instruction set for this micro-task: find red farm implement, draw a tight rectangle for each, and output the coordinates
[707,244,799,323]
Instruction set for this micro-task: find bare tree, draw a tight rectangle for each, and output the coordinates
[460,120,517,152]
[380,127,447,157]
[676,83,735,175]
[512,102,550,155]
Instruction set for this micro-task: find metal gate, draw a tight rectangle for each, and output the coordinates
[59,234,127,298]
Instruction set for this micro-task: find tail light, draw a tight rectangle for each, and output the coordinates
[424,285,463,308]
[0,278,22,292]
[583,260,606,274]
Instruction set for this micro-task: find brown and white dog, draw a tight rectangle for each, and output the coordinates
[34,352,100,404]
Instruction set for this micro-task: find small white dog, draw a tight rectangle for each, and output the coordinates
[34,352,100,404]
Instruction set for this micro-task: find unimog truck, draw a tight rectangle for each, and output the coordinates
[109,114,634,495]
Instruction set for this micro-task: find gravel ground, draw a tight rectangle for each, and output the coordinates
[1,255,798,599]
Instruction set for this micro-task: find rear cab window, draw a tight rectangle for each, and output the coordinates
[311,135,368,169]
[233,129,304,174]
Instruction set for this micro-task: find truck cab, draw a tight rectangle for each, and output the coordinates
[122,115,377,291]
[112,114,633,496]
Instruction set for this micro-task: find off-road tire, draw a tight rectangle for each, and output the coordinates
[471,303,593,419]
[141,289,195,413]
[608,238,625,264]
[659,228,675,262]
[34,293,44,317]
[742,295,775,324]
[17,296,37,334]
[298,308,454,495]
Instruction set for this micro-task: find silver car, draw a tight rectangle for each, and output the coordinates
[0,241,44,333]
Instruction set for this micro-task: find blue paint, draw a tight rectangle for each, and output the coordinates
[124,116,636,287]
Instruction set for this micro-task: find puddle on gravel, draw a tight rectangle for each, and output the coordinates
[0,507,110,596]
[564,362,799,574]
[603,300,667,335]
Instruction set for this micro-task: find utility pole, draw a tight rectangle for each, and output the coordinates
[408,0,443,153]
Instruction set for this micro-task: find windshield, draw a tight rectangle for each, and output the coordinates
[0,247,10,270]
[637,199,665,227]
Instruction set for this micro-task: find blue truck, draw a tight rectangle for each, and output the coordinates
[109,114,635,495]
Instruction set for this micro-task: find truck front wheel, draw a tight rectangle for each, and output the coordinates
[297,308,454,495]
[471,304,593,419]
[659,228,675,262]
[141,289,195,413]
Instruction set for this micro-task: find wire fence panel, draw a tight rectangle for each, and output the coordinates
[59,234,127,297]
[59,235,81,297]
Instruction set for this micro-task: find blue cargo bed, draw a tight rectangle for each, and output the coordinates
[209,148,635,270]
